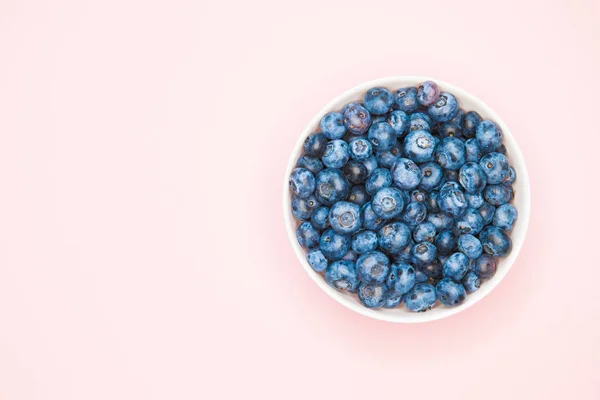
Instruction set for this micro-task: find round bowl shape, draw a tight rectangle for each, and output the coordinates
[283,76,530,323]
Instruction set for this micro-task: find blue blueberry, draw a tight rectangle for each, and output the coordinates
[310,206,330,230]
[465,138,482,162]
[343,160,367,184]
[421,259,443,280]
[356,251,390,284]
[414,270,429,284]
[329,201,362,235]
[341,101,363,115]
[480,226,512,257]
[387,110,410,137]
[404,283,437,312]
[362,202,387,231]
[378,222,411,254]
[476,120,503,153]
[319,228,351,260]
[387,261,416,294]
[480,152,510,184]
[383,291,404,308]
[459,162,487,193]
[343,103,372,135]
[413,222,436,243]
[289,168,315,198]
[303,132,328,158]
[404,130,436,162]
[368,122,397,152]
[391,158,422,190]
[362,155,379,177]
[375,150,398,169]
[320,111,346,139]
[411,242,438,266]
[435,230,457,254]
[321,139,350,169]
[417,81,440,106]
[503,166,517,187]
[358,283,388,309]
[410,189,427,203]
[427,212,455,231]
[493,204,518,231]
[418,162,444,191]
[465,192,485,209]
[393,87,419,113]
[365,168,392,195]
[479,202,496,226]
[296,222,320,249]
[462,271,481,293]
[472,254,497,279]
[436,137,466,171]
[326,260,359,292]
[438,122,463,139]
[372,187,405,219]
[315,168,350,206]
[292,195,320,220]
[483,184,513,206]
[408,112,432,132]
[442,252,469,281]
[463,111,482,138]
[307,249,328,272]
[364,87,394,115]
[458,234,483,259]
[455,208,484,235]
[436,278,466,307]
[428,92,459,123]
[352,230,378,254]
[438,181,468,217]
[348,185,370,206]
[394,240,415,262]
[296,155,324,175]
[349,137,373,161]
[400,201,428,228]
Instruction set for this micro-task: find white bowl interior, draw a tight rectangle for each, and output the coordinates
[283,76,530,323]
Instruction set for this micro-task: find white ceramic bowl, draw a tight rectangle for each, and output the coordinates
[283,76,530,323]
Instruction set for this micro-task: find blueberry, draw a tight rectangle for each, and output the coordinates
[296,222,320,249]
[387,261,416,294]
[424,192,440,213]
[321,139,350,169]
[463,111,482,138]
[408,112,432,132]
[341,101,363,115]
[387,110,410,137]
[383,291,404,308]
[378,222,411,254]
[404,130,436,162]
[438,181,468,217]
[343,103,372,135]
[436,278,467,307]
[342,250,358,261]
[364,87,394,115]
[459,162,487,193]
[343,160,367,184]
[326,260,360,292]
[417,81,440,106]
[435,230,457,254]
[368,122,397,152]
[480,226,512,257]
[413,222,436,243]
[348,185,370,206]
[362,202,387,231]
[291,195,320,220]
[404,283,437,312]
[455,208,484,235]
[483,184,513,206]
[358,283,388,309]
[476,120,503,153]
[362,155,379,177]
[349,137,373,161]
[472,254,497,279]
[307,249,328,272]
[400,201,428,228]
[320,111,346,139]
[372,187,405,219]
[427,212,455,231]
[356,250,390,284]
[394,240,415,262]
[418,162,444,191]
[465,192,485,209]
[411,242,438,267]
[310,206,330,230]
[329,201,363,235]
[352,230,379,254]
[458,234,483,259]
[320,228,351,260]
[315,168,350,206]
[479,202,496,226]
[303,132,328,158]
[442,252,469,280]
[465,138,482,162]
[438,122,463,139]
[375,150,398,169]
[480,152,510,184]
[391,158,422,190]
[393,87,419,113]
[296,155,324,175]
[493,204,518,231]
[503,166,517,187]
[421,259,443,280]
[428,92,459,123]
[365,168,392,195]
[414,270,429,284]
[289,168,316,198]
[436,137,466,171]
[410,189,427,203]
[462,271,481,293]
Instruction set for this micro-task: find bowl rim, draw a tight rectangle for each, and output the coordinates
[283,76,531,323]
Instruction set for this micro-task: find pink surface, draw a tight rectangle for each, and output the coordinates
[0,0,598,399]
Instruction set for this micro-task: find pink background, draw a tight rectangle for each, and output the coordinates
[0,0,598,399]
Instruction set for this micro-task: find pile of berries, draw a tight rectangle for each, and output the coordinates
[289,81,517,311]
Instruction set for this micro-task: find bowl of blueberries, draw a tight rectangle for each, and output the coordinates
[284,77,530,323]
